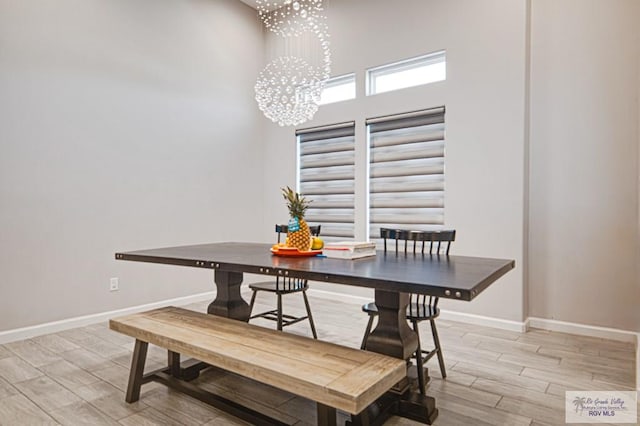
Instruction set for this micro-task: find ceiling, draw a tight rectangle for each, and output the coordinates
[238,0,257,9]
[238,1,318,12]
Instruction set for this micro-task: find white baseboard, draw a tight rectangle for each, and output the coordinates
[0,291,216,345]
[308,288,527,332]
[439,309,527,332]
[527,317,638,343]
[636,335,639,391]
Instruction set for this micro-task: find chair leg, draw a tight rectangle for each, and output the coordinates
[430,319,446,379]
[277,293,283,331]
[411,320,426,395]
[302,290,318,339]
[360,314,376,350]
[248,290,257,319]
[126,339,148,403]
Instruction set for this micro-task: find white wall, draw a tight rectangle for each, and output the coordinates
[529,0,640,332]
[2,0,637,336]
[260,0,528,322]
[0,0,265,331]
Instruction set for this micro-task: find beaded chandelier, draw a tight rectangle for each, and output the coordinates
[254,0,331,127]
[256,0,324,37]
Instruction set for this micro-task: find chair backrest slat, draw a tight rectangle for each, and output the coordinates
[379,228,455,255]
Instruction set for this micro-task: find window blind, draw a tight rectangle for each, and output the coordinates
[297,122,356,240]
[367,107,445,239]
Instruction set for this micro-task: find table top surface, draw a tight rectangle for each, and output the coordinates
[116,242,515,301]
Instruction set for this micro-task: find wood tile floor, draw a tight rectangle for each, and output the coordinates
[0,292,636,425]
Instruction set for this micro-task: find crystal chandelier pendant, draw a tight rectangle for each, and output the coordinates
[255,56,323,127]
[313,20,331,81]
[254,0,331,127]
[256,0,324,37]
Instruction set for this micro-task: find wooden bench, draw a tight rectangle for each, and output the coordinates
[109,306,406,426]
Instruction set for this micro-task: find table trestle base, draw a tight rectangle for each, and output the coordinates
[347,390,438,426]
[152,371,293,426]
[168,351,209,381]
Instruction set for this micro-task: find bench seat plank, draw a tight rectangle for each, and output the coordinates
[153,308,367,373]
[110,306,406,414]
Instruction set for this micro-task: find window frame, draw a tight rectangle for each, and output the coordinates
[318,73,357,106]
[366,50,446,96]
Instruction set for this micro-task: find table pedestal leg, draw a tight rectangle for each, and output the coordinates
[207,270,250,322]
[351,290,438,425]
[366,290,417,359]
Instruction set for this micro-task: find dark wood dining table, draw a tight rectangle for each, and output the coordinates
[116,242,515,425]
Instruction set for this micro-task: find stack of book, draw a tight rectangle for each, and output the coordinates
[323,241,377,259]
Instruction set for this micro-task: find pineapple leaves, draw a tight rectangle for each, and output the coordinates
[281,186,311,219]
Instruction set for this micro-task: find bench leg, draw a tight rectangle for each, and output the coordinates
[168,350,181,378]
[126,339,148,403]
[317,403,336,426]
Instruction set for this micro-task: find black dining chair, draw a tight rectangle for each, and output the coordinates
[360,227,456,394]
[248,224,321,339]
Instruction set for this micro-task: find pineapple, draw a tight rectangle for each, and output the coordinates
[282,186,312,251]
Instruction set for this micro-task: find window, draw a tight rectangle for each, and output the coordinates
[367,51,446,96]
[297,122,356,240]
[319,73,356,105]
[367,107,445,239]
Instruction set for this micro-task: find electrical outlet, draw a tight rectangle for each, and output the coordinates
[110,277,119,292]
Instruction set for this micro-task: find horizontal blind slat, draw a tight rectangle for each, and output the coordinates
[370,177,444,193]
[307,203,355,209]
[300,135,355,155]
[306,214,354,223]
[300,165,355,182]
[304,194,354,209]
[370,128,444,148]
[370,160,445,178]
[370,192,444,208]
[301,151,355,168]
[369,210,444,225]
[306,208,354,215]
[370,141,444,162]
[301,146,354,156]
[301,180,355,195]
